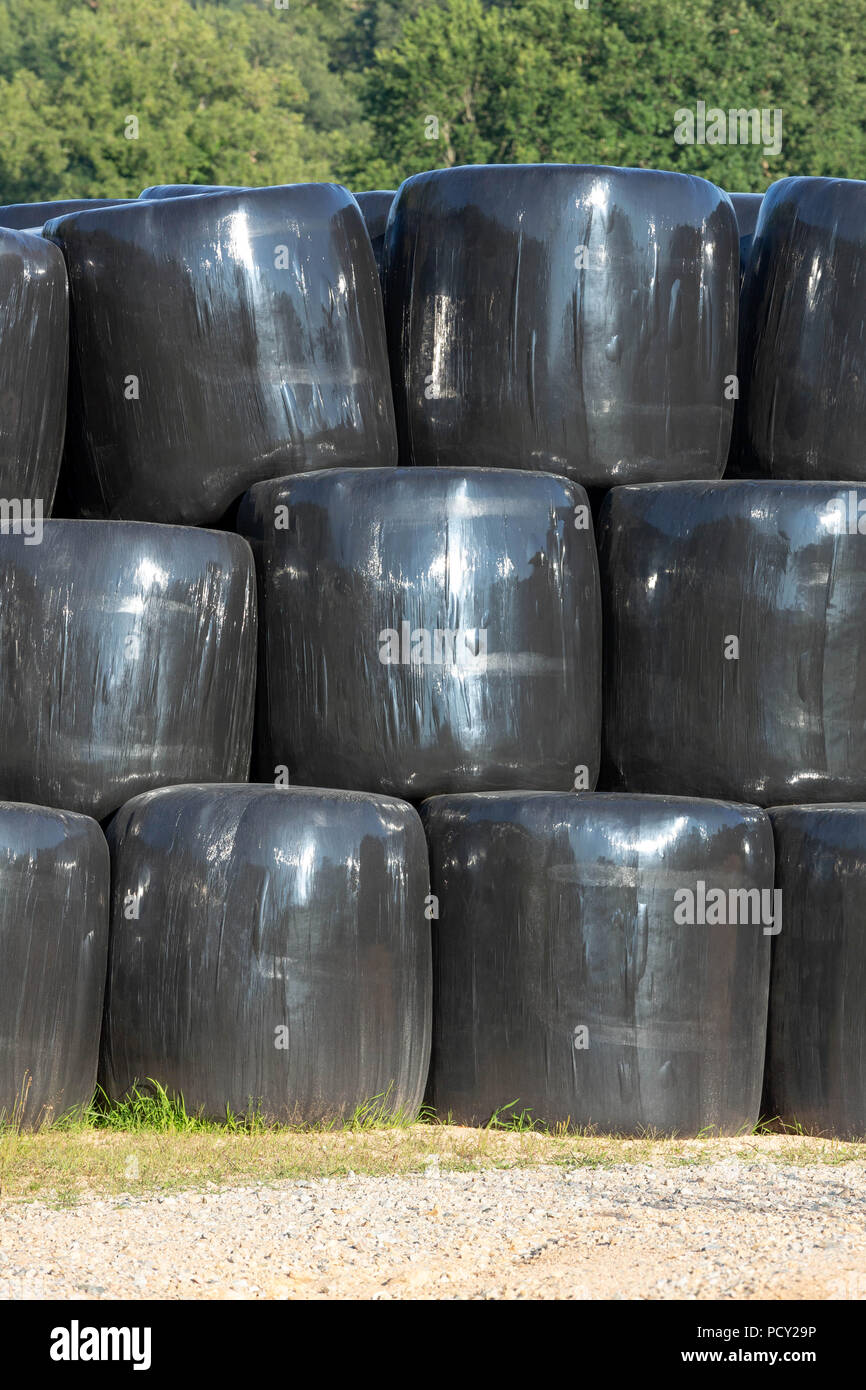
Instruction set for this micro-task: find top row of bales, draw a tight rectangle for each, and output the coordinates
[0,165,863,525]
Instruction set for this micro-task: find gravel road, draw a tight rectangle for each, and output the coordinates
[2,1160,865,1300]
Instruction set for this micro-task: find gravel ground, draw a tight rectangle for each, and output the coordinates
[2,1160,866,1301]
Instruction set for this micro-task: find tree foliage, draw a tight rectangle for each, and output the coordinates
[0,0,863,202]
[355,0,866,189]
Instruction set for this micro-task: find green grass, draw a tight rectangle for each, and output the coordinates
[2,1082,865,1205]
[83,1081,430,1134]
[484,1101,547,1132]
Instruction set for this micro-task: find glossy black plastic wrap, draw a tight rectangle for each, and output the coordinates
[138,184,393,278]
[238,466,601,799]
[765,805,866,1138]
[0,198,131,230]
[0,229,68,506]
[138,186,395,283]
[738,177,866,479]
[0,521,256,819]
[385,164,738,485]
[138,185,239,199]
[600,480,866,806]
[421,791,773,1134]
[723,192,764,477]
[102,784,432,1123]
[727,191,763,274]
[0,801,109,1126]
[45,185,396,524]
[353,191,395,282]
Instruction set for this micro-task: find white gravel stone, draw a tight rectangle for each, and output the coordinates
[2,1161,866,1300]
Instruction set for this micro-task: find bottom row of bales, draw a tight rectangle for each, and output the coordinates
[2,789,863,1139]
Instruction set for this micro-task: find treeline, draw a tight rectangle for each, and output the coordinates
[0,0,864,202]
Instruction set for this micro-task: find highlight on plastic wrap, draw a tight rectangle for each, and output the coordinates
[765,804,866,1139]
[0,521,256,819]
[738,176,866,479]
[600,480,866,807]
[44,184,396,524]
[0,229,68,508]
[0,801,109,1128]
[138,183,394,285]
[0,198,132,230]
[137,185,240,199]
[385,163,738,485]
[237,465,602,800]
[101,784,432,1124]
[421,791,774,1134]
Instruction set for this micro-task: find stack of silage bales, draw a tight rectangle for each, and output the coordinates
[1,165,863,1138]
[599,173,866,1137]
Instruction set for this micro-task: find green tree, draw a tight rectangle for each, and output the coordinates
[0,0,336,200]
[0,0,864,203]
[341,0,517,187]
[355,0,866,191]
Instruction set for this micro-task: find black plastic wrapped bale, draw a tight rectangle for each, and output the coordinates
[102,784,432,1123]
[421,791,774,1134]
[138,185,240,199]
[726,191,763,277]
[0,521,256,819]
[45,185,396,524]
[722,191,764,479]
[765,805,866,1138]
[739,176,866,479]
[0,198,132,231]
[140,187,396,285]
[0,229,68,507]
[600,480,866,806]
[0,801,109,1127]
[238,466,601,799]
[385,164,738,485]
[354,190,395,283]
